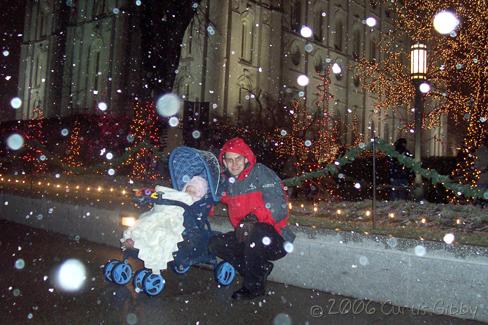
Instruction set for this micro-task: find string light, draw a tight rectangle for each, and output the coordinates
[122,101,161,181]
[356,1,487,203]
[62,120,83,173]
[20,107,48,173]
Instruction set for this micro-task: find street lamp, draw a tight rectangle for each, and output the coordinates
[410,42,428,191]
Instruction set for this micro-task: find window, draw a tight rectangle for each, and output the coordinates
[39,13,46,37]
[187,20,194,55]
[238,87,247,104]
[370,39,377,62]
[241,20,253,62]
[88,39,103,96]
[314,11,324,42]
[353,75,360,87]
[352,30,361,59]
[93,0,106,16]
[291,46,301,66]
[33,56,40,87]
[291,0,301,32]
[384,123,390,141]
[93,52,101,92]
[334,20,343,51]
[314,57,326,73]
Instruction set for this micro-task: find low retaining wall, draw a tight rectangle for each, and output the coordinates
[0,192,486,322]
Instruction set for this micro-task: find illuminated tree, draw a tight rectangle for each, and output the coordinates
[312,69,340,164]
[123,101,161,180]
[356,0,487,199]
[62,120,83,173]
[23,106,47,173]
[275,99,312,166]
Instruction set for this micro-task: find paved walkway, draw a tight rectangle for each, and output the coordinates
[0,219,481,325]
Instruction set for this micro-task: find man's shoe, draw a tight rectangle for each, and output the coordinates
[231,287,265,300]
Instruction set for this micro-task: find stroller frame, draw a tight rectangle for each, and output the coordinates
[103,146,236,296]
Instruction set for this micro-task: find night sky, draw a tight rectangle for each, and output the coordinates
[0,0,25,121]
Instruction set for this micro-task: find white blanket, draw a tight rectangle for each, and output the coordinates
[123,186,193,273]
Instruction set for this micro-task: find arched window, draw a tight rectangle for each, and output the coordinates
[93,0,106,17]
[291,0,301,32]
[370,38,377,62]
[181,20,195,57]
[383,122,390,142]
[352,30,361,59]
[353,75,361,87]
[238,72,253,122]
[33,55,41,88]
[314,57,326,73]
[176,76,191,100]
[88,38,103,96]
[241,14,254,62]
[38,2,51,38]
[291,46,301,66]
[314,11,325,42]
[334,20,343,51]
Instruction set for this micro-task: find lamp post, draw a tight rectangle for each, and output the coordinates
[410,42,427,191]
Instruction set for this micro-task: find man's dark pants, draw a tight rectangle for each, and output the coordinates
[208,222,287,293]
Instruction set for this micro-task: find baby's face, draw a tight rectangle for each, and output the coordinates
[185,185,199,200]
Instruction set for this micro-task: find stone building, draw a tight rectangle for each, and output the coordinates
[16,0,452,156]
[175,0,451,156]
[17,0,141,119]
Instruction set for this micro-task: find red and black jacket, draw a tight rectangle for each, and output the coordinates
[218,137,295,242]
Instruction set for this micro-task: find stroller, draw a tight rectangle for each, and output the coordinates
[102,146,237,296]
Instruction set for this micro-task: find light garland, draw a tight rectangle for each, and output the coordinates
[355,0,488,202]
[283,138,486,200]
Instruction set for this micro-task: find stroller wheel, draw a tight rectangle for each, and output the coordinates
[111,261,133,285]
[133,269,151,293]
[103,260,119,282]
[143,273,165,296]
[214,261,236,286]
[172,263,191,275]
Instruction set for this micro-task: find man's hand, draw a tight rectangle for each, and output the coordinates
[242,213,258,223]
[235,213,258,242]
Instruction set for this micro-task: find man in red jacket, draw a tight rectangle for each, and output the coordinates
[208,137,295,300]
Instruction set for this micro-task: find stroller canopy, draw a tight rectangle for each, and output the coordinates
[169,146,221,202]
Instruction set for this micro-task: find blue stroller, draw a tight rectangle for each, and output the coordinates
[103,146,237,296]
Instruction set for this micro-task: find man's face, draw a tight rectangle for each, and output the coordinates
[223,152,248,177]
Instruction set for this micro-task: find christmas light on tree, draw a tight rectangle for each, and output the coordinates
[356,0,487,201]
[22,106,47,174]
[312,68,339,164]
[62,120,83,173]
[123,101,161,180]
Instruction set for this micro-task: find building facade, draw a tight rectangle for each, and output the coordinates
[17,0,141,119]
[175,0,450,156]
[17,0,452,157]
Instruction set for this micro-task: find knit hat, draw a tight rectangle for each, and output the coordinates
[182,176,208,201]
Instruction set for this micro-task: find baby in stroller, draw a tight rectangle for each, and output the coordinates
[121,175,209,273]
[103,146,237,296]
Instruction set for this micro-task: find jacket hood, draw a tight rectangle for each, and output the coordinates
[219,137,256,180]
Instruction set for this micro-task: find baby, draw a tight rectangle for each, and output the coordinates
[121,176,208,272]
[182,175,208,203]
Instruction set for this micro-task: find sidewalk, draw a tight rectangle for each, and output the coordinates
[0,219,481,325]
